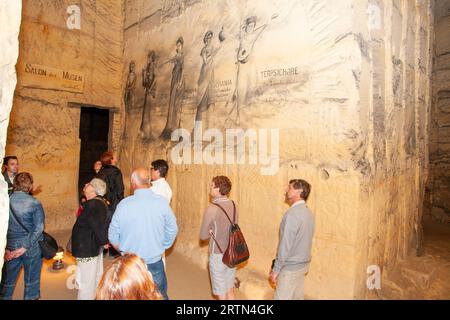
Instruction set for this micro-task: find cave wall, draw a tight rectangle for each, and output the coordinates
[428,0,450,223]
[1,0,433,298]
[0,0,22,281]
[119,0,432,299]
[356,0,433,298]
[5,0,123,232]
[121,0,364,299]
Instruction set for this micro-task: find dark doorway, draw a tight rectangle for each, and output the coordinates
[78,107,110,198]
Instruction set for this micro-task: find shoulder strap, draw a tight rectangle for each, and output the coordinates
[10,204,30,234]
[3,172,12,185]
[210,201,236,254]
[212,200,236,225]
[210,228,224,254]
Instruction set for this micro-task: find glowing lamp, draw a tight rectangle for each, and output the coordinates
[52,247,65,270]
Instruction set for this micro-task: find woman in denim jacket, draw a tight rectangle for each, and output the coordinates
[0,172,44,300]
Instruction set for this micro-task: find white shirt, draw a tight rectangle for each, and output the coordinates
[150,178,172,204]
[291,199,305,208]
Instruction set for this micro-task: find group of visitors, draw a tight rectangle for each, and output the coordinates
[0,151,315,301]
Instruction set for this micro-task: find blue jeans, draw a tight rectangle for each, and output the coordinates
[147,259,168,300]
[0,251,43,300]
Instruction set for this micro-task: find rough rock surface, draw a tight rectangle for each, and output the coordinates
[427,1,450,224]
[5,0,123,232]
[381,220,450,299]
[0,1,22,281]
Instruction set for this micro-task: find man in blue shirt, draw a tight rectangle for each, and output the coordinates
[108,167,178,299]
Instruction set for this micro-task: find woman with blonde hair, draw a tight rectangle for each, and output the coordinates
[96,253,162,300]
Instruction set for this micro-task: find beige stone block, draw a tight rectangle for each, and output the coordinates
[4,0,123,234]
[305,238,358,299]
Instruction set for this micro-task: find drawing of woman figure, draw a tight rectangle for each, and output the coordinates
[195,30,220,124]
[226,14,277,125]
[122,61,136,139]
[140,50,157,140]
[161,37,185,140]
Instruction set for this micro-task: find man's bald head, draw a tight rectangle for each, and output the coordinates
[131,168,151,190]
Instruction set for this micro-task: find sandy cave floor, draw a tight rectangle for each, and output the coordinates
[10,230,246,300]
[380,219,450,300]
[8,220,450,300]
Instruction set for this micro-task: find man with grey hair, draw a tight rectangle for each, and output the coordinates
[71,178,110,300]
[89,178,107,197]
[109,168,178,300]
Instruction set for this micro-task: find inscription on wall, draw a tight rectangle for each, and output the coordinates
[18,63,85,93]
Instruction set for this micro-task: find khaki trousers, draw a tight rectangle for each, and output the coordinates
[274,265,309,300]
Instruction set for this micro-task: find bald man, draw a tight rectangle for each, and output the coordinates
[108,168,178,300]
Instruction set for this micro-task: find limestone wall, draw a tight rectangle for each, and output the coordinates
[0,1,22,281]
[355,0,433,298]
[118,0,431,299]
[428,1,450,223]
[5,0,123,232]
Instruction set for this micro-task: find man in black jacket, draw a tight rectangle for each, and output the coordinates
[2,156,19,195]
[71,178,109,300]
[96,151,124,257]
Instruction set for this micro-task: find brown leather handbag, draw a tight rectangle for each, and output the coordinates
[211,201,250,268]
